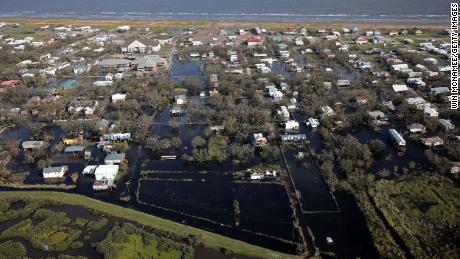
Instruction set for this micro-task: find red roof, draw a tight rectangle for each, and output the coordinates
[0,80,20,88]
[247,37,262,43]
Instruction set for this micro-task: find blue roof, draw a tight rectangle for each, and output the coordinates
[64,145,85,153]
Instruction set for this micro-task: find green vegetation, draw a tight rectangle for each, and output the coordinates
[0,208,82,252]
[0,240,27,259]
[207,135,228,162]
[0,191,297,259]
[97,223,191,259]
[370,176,460,258]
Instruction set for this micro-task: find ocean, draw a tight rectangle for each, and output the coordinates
[0,0,452,23]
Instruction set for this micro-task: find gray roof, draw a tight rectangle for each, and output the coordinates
[97,59,131,67]
[43,166,65,174]
[105,153,126,161]
[22,141,44,149]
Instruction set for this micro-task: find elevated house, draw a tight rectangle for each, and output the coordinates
[155,34,174,45]
[121,38,161,53]
[93,165,119,191]
[285,120,300,131]
[132,55,166,72]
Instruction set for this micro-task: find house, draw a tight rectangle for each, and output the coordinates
[430,87,450,96]
[358,61,372,69]
[424,106,439,117]
[439,119,455,130]
[278,106,290,120]
[170,106,183,116]
[73,63,91,74]
[64,145,85,154]
[93,165,119,191]
[410,28,423,35]
[67,100,98,115]
[407,123,426,134]
[252,133,268,147]
[246,37,263,46]
[285,120,300,131]
[280,134,307,142]
[97,59,131,68]
[368,111,386,120]
[82,165,98,175]
[117,25,130,32]
[104,153,126,164]
[320,106,335,118]
[392,84,409,93]
[336,79,350,87]
[0,80,20,91]
[355,37,368,45]
[389,129,406,148]
[103,133,131,141]
[155,34,174,45]
[421,136,443,147]
[391,64,409,72]
[175,94,187,105]
[63,138,81,145]
[42,166,67,178]
[121,38,161,53]
[229,54,238,62]
[22,141,45,150]
[111,93,126,103]
[132,55,166,72]
[306,117,320,128]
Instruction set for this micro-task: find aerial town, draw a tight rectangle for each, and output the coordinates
[0,19,458,259]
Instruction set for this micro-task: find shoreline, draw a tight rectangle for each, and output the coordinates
[0,17,449,30]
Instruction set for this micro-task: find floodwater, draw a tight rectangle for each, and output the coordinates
[0,56,389,257]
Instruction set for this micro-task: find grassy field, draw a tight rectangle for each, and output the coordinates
[0,191,300,259]
[369,176,460,258]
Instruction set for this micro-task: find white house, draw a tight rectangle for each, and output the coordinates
[392,84,409,93]
[321,106,335,118]
[93,165,119,191]
[43,166,67,178]
[285,120,300,130]
[122,38,161,53]
[278,106,290,120]
[112,93,127,103]
[306,117,320,128]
